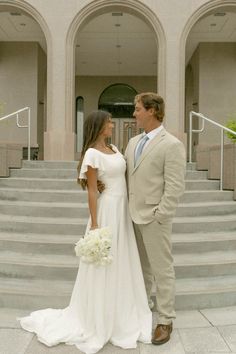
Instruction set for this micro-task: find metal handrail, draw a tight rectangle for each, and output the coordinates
[189,111,236,190]
[0,107,31,160]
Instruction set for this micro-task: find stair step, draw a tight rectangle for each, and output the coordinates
[0,251,79,280]
[1,274,236,311]
[175,275,236,310]
[184,170,208,179]
[0,214,87,235]
[0,278,73,310]
[0,200,89,218]
[176,201,236,217]
[173,214,236,233]
[0,231,235,256]
[172,231,236,253]
[10,168,78,179]
[0,232,79,255]
[10,168,208,180]
[174,250,236,278]
[0,178,78,190]
[22,161,78,169]
[0,230,235,256]
[0,187,87,203]
[180,190,234,203]
[0,188,232,203]
[0,178,220,191]
[0,249,235,281]
[185,180,220,190]
[22,161,196,171]
[0,200,236,218]
[1,200,235,218]
[0,213,235,235]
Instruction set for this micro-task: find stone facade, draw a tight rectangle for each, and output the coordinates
[0,0,236,160]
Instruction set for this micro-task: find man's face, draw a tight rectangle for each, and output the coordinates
[133,101,152,129]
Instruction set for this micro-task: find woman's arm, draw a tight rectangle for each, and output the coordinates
[86,166,99,229]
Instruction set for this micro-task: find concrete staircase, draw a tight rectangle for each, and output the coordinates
[0,161,236,311]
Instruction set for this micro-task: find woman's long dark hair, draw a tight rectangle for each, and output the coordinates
[77,110,111,190]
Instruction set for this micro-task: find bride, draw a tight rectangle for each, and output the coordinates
[18,110,152,354]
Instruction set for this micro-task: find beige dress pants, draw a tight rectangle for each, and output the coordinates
[134,220,176,325]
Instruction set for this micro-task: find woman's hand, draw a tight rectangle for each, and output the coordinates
[97,180,105,193]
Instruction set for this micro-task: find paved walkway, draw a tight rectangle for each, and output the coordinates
[0,306,236,354]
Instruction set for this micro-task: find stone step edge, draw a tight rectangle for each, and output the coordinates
[174,251,236,265]
[1,200,236,209]
[0,252,78,267]
[0,187,230,195]
[0,275,235,297]
[175,275,236,295]
[11,169,207,177]
[0,177,218,183]
[0,231,236,245]
[0,214,87,224]
[0,250,235,267]
[0,278,73,296]
[174,214,236,223]
[11,168,77,172]
[0,232,81,244]
[0,177,76,182]
[14,167,203,172]
[1,213,236,224]
[0,187,85,194]
[172,231,236,243]
[0,200,88,208]
[0,187,85,195]
[178,201,236,207]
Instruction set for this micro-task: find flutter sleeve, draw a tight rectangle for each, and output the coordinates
[79,148,105,179]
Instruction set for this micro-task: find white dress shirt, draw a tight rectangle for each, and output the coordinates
[135,125,163,156]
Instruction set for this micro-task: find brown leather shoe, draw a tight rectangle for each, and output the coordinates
[152,322,173,345]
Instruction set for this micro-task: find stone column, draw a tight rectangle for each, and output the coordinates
[164,37,186,145]
[44,31,76,160]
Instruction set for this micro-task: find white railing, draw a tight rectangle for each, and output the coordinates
[189,111,236,190]
[0,107,31,160]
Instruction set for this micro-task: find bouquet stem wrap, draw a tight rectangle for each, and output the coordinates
[75,227,113,266]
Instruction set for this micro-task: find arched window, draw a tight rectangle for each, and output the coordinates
[98,84,137,118]
[76,96,84,152]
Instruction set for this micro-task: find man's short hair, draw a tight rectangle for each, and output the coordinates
[135,92,165,122]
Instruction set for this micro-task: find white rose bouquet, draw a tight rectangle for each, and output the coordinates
[75,227,113,266]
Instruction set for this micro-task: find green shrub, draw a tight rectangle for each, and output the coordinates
[225,120,236,143]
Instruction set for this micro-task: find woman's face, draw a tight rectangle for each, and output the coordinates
[100,117,114,138]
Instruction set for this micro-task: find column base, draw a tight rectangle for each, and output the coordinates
[44,130,76,160]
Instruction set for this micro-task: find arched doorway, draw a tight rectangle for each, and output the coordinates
[0,2,50,160]
[66,0,165,158]
[182,1,236,158]
[98,83,138,152]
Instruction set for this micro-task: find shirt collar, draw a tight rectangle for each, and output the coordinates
[145,125,163,140]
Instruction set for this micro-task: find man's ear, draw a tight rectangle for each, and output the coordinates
[148,107,155,117]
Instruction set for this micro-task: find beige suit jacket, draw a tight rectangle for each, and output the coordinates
[125,128,186,224]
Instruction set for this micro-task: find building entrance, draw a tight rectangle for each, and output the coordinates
[98,83,140,153]
[111,117,139,154]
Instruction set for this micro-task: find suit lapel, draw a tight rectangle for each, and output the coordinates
[132,128,166,174]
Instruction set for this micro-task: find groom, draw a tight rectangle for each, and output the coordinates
[125,92,186,345]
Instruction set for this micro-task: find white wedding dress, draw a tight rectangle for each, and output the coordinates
[19,145,152,354]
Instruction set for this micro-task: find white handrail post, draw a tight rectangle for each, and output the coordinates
[28,107,31,161]
[220,128,224,191]
[188,110,236,191]
[189,111,193,163]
